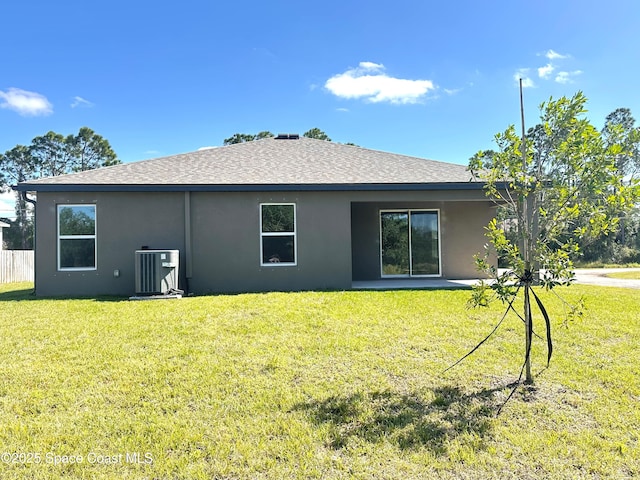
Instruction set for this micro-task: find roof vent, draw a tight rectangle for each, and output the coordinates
[275,133,300,140]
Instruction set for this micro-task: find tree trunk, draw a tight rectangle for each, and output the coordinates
[519,78,534,385]
[524,283,533,383]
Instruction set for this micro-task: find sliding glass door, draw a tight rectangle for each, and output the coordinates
[380,210,440,277]
[380,212,410,276]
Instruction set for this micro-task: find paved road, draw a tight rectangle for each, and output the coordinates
[574,268,640,289]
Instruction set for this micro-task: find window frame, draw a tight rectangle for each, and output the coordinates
[259,203,297,267]
[57,204,97,271]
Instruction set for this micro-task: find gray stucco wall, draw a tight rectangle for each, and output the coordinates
[188,191,352,294]
[35,192,186,296]
[33,189,494,296]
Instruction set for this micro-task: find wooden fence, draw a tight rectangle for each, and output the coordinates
[0,250,34,283]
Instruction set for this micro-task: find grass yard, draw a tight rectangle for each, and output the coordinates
[0,282,638,479]
[605,270,640,280]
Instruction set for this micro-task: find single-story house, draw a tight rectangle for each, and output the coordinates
[15,135,496,296]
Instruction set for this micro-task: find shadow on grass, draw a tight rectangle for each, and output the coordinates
[0,287,36,301]
[294,384,512,453]
[0,286,128,303]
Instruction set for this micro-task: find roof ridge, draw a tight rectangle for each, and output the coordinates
[16,137,476,190]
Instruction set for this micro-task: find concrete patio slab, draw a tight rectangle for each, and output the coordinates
[352,268,640,291]
[352,278,479,290]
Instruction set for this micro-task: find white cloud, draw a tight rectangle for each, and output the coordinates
[538,63,554,79]
[0,88,53,116]
[358,61,384,71]
[555,70,583,84]
[325,62,436,104]
[514,69,535,88]
[443,88,462,95]
[336,107,350,112]
[197,146,217,151]
[545,49,569,60]
[516,50,582,87]
[71,96,94,108]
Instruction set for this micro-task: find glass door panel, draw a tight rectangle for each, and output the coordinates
[381,212,410,276]
[380,210,440,277]
[410,211,439,275]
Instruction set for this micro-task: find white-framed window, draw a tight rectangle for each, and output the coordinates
[260,203,296,266]
[57,204,97,271]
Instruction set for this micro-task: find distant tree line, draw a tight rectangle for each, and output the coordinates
[483,106,640,266]
[223,127,360,147]
[0,127,119,249]
[223,128,333,145]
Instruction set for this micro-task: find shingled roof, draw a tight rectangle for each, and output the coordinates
[16,136,478,192]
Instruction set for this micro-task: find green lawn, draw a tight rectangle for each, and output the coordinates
[0,282,638,479]
[605,270,640,280]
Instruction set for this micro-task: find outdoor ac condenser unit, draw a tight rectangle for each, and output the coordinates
[134,250,180,295]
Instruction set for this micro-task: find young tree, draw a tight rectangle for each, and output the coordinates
[465,91,639,385]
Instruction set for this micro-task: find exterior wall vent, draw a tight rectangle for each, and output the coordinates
[275,133,299,140]
[134,250,180,295]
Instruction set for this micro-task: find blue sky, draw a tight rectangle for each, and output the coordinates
[2,0,640,217]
